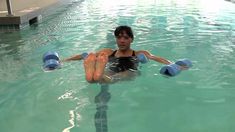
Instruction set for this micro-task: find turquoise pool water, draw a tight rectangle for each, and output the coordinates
[1,0,235,131]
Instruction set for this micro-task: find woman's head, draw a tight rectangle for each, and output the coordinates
[114,26,134,40]
[114,26,134,51]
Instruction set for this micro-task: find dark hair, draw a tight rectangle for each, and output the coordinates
[114,26,134,40]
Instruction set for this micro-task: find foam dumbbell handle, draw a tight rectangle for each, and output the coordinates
[137,53,148,64]
[175,59,192,68]
[43,59,61,70]
[43,51,59,63]
[160,64,181,77]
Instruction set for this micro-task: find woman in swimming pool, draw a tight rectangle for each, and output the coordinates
[63,25,172,83]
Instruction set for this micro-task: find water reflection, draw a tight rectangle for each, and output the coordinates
[0,32,24,60]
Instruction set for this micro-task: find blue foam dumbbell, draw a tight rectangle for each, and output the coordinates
[42,51,61,71]
[175,59,192,68]
[43,51,59,63]
[81,52,88,59]
[137,53,148,64]
[160,63,181,77]
[160,59,192,77]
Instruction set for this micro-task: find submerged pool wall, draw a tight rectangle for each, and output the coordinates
[0,0,64,30]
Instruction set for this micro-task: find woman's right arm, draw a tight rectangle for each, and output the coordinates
[95,48,113,56]
[61,54,85,62]
[61,48,113,62]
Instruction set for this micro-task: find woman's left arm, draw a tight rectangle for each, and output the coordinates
[136,50,172,65]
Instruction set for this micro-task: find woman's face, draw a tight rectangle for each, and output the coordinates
[115,32,133,51]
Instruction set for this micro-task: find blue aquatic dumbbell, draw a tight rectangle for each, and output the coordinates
[137,53,148,64]
[42,51,61,70]
[160,59,192,77]
[81,52,88,59]
[160,63,181,77]
[43,51,59,63]
[175,59,192,68]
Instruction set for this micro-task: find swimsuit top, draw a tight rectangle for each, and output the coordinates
[108,50,139,73]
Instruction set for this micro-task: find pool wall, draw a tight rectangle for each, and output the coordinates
[0,0,71,30]
[225,0,235,3]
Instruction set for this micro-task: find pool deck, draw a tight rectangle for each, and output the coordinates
[0,0,60,29]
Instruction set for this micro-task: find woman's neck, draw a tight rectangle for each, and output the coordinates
[117,49,133,56]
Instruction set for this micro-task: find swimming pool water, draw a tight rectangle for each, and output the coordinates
[1,0,235,132]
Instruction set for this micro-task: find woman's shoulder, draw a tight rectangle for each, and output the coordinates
[135,50,151,55]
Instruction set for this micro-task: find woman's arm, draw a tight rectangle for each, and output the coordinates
[62,48,113,62]
[95,48,113,56]
[136,50,172,65]
[61,54,85,62]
